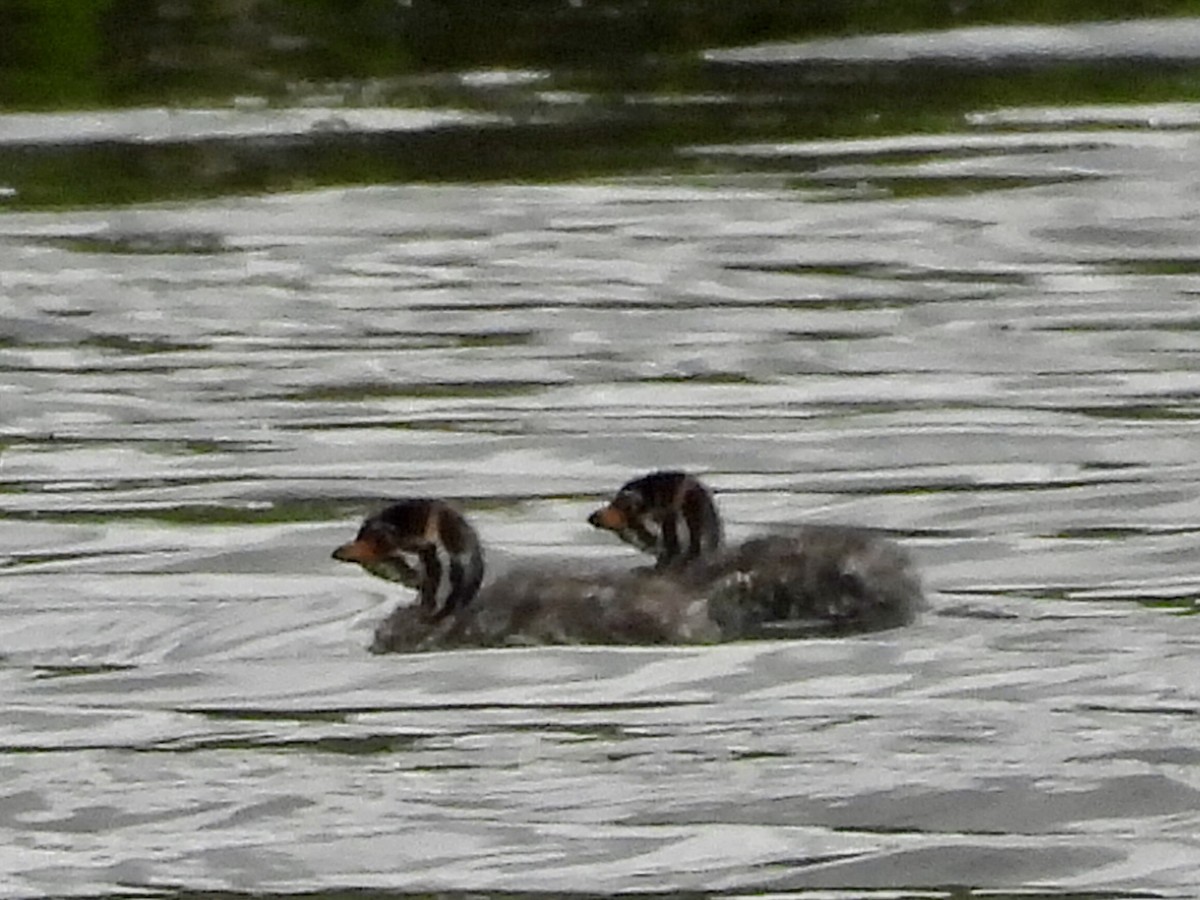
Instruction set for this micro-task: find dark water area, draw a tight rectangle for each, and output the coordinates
[2,4,1200,900]
[6,6,1200,206]
[9,0,1199,104]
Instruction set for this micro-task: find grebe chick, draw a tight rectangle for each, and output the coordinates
[332,499,727,653]
[589,470,925,634]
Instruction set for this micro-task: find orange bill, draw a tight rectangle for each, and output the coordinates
[588,504,627,532]
[332,537,385,564]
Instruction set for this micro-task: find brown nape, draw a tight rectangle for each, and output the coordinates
[677,473,723,562]
[438,502,478,555]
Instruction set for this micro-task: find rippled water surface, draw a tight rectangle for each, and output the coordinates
[3,17,1200,900]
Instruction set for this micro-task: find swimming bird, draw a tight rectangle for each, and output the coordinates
[332,499,728,653]
[588,470,925,633]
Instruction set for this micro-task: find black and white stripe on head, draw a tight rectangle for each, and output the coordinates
[339,498,484,620]
[602,470,724,569]
[424,501,484,619]
[630,511,662,557]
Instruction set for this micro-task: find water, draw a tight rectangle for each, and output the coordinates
[3,16,1200,900]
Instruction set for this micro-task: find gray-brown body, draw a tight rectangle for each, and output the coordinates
[692,527,925,638]
[370,566,721,653]
[369,524,922,652]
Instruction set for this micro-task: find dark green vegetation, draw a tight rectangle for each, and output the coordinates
[6,0,1200,107]
[4,2,1200,206]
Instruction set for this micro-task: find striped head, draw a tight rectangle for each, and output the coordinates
[332,499,485,620]
[588,470,723,570]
